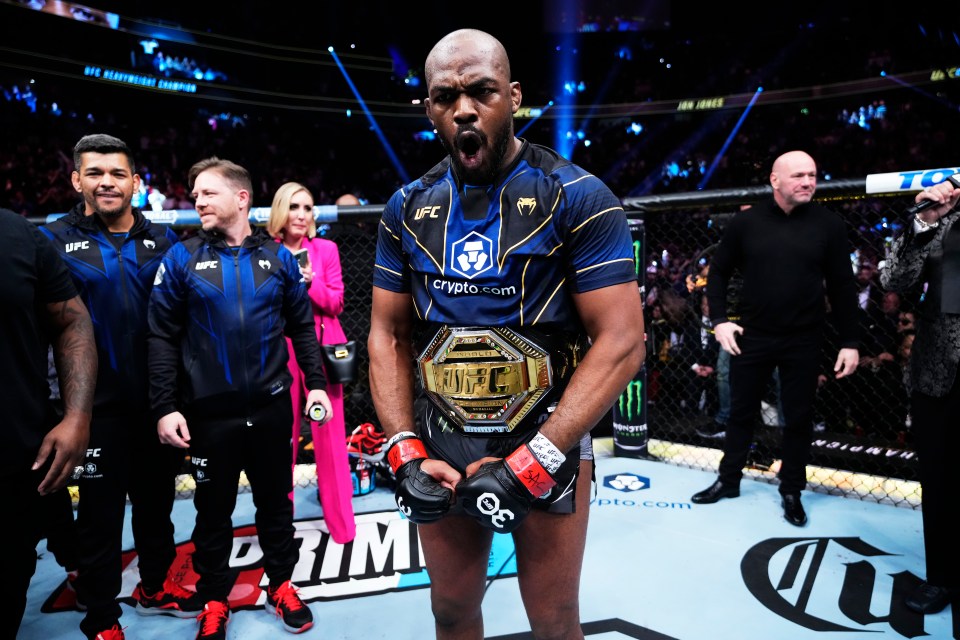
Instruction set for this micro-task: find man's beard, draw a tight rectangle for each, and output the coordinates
[441,119,513,185]
[87,192,130,220]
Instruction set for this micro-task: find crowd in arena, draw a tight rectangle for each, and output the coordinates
[1,9,956,454]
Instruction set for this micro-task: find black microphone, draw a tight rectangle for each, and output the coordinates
[906,174,960,216]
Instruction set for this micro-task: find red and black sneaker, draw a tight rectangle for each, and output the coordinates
[346,423,385,463]
[265,580,314,634]
[93,624,125,640]
[195,601,230,640]
[135,576,202,618]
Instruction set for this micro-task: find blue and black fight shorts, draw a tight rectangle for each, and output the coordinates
[420,401,593,515]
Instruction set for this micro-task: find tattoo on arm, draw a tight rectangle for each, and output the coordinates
[47,296,97,417]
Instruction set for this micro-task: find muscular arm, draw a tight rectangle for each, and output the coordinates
[40,295,96,494]
[367,286,417,440]
[538,281,646,453]
[369,287,460,503]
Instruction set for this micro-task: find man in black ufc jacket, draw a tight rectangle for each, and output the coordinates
[147,157,330,639]
[40,134,191,640]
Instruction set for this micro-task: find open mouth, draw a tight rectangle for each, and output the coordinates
[456,130,483,158]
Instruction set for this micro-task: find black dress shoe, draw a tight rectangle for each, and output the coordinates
[781,493,807,526]
[691,479,740,504]
[905,582,952,614]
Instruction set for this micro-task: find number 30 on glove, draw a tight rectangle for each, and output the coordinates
[457,443,557,533]
[387,433,453,524]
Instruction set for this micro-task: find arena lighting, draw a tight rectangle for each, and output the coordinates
[882,71,959,111]
[553,34,577,159]
[552,0,579,159]
[515,100,553,137]
[697,87,763,190]
[626,101,741,197]
[328,46,410,185]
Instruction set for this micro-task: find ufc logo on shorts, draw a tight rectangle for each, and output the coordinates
[476,492,515,529]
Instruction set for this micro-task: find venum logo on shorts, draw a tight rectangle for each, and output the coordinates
[450,231,493,280]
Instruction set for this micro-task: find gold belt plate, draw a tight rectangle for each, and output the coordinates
[418,326,554,434]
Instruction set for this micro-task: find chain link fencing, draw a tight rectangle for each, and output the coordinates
[618,180,922,508]
[304,184,924,508]
[43,185,924,506]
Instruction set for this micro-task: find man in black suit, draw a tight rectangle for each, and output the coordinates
[880,174,960,615]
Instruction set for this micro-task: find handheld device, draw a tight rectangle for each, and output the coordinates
[307,402,327,422]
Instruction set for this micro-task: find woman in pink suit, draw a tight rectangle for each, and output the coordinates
[267,182,356,544]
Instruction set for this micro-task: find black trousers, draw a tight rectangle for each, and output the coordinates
[911,375,960,588]
[41,484,79,571]
[188,394,298,603]
[76,411,184,638]
[718,330,820,495]
[4,465,45,639]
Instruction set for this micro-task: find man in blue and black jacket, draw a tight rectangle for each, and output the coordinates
[147,157,330,639]
[40,134,195,640]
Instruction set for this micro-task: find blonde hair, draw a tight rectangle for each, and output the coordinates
[267,181,317,240]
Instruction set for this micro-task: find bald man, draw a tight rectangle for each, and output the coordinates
[334,193,360,206]
[691,150,859,526]
[368,29,644,639]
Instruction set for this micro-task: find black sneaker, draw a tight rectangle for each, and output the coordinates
[135,576,202,618]
[195,601,230,640]
[265,580,314,633]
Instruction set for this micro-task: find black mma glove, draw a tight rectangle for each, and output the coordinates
[387,432,452,524]
[457,440,559,534]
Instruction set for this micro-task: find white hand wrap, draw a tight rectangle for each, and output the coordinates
[528,432,566,475]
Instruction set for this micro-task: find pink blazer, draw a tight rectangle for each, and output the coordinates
[301,237,347,345]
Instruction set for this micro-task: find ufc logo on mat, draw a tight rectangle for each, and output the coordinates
[476,492,515,529]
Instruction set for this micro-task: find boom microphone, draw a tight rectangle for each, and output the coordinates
[906,174,960,216]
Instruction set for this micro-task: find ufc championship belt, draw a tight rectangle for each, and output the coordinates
[416,325,584,434]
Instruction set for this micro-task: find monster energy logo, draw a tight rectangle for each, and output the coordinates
[617,380,644,422]
[632,240,643,275]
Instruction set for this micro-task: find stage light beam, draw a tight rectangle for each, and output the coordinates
[328,46,410,184]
